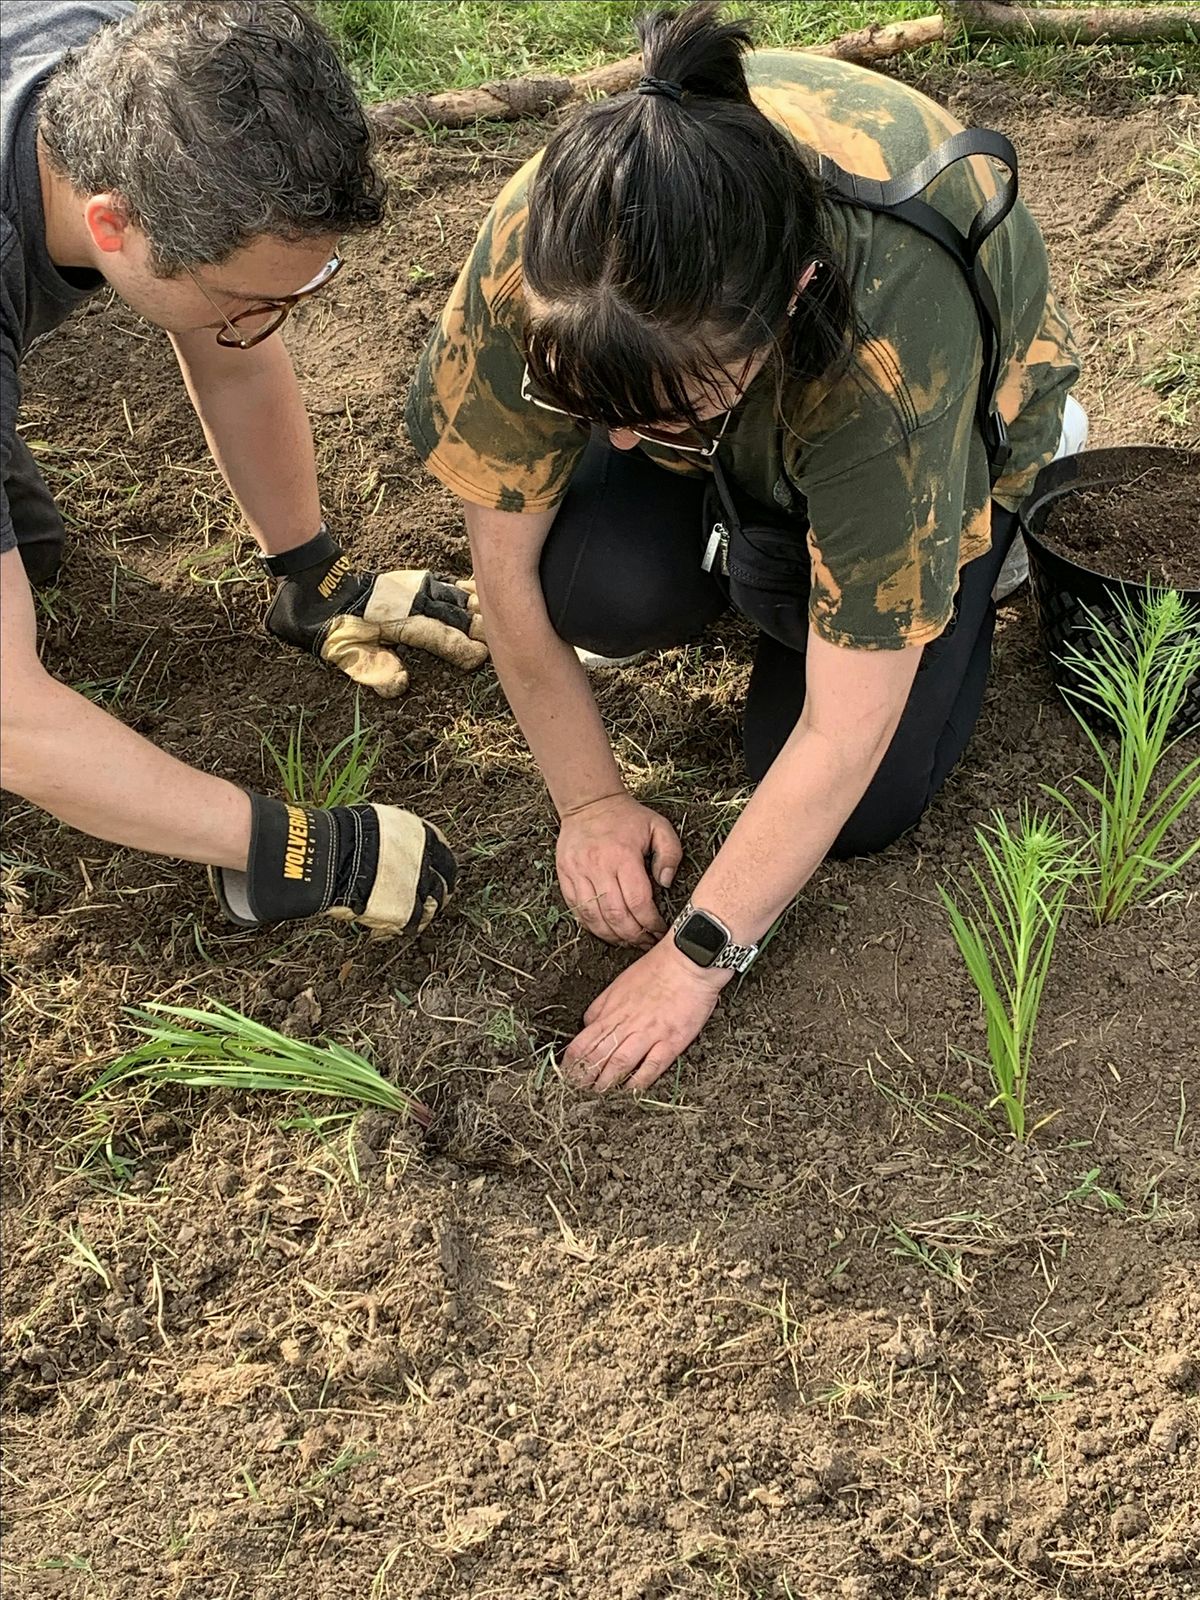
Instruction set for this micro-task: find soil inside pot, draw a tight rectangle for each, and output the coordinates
[1038,458,1200,589]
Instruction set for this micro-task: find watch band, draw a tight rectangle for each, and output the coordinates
[671,900,759,975]
[714,937,759,975]
[259,523,340,578]
[713,935,759,974]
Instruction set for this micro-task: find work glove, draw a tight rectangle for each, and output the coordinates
[264,525,487,698]
[211,793,456,936]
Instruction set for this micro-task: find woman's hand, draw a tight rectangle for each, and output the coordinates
[557,793,682,947]
[562,936,731,1092]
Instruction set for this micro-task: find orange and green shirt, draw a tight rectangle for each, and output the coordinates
[406,49,1080,650]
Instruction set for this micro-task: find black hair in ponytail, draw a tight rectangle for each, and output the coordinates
[522,2,854,431]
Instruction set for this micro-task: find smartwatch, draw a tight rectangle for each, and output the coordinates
[671,901,759,975]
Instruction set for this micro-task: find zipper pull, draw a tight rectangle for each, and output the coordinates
[701,520,730,576]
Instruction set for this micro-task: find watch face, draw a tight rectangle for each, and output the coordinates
[675,910,728,967]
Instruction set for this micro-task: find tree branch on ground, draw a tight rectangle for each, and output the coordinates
[952,2,1200,46]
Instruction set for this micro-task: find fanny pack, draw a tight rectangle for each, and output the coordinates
[702,127,1019,653]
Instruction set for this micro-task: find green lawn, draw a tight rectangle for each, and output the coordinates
[315,1,1196,103]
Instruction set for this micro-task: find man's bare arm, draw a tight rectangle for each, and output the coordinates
[0,547,251,866]
[171,329,321,557]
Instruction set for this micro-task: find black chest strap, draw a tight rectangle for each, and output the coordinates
[818,127,1019,483]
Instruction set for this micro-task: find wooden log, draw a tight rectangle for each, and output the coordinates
[369,15,949,136]
[952,2,1200,45]
[811,13,947,62]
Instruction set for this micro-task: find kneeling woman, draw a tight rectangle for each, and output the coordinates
[407,3,1080,1091]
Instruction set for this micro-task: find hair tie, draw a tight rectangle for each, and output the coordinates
[637,76,684,102]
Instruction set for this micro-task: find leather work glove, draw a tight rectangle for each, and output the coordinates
[211,793,456,936]
[263,525,487,697]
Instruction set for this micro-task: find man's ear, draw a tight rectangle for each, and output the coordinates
[83,194,131,255]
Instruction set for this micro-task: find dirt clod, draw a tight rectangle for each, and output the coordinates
[1110,1504,1150,1541]
[1156,1349,1196,1391]
[1148,1405,1189,1456]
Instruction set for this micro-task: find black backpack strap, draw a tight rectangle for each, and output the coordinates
[818,128,1019,483]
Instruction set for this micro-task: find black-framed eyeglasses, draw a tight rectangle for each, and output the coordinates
[188,254,344,349]
[520,362,738,458]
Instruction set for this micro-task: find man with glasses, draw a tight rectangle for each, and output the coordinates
[2,1,486,937]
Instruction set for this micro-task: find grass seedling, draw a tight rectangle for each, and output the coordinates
[83,1001,428,1123]
[263,693,382,808]
[1059,1168,1127,1212]
[1045,587,1200,924]
[63,1225,113,1291]
[940,807,1081,1141]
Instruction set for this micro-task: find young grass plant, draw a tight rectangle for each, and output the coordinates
[1046,587,1200,924]
[940,807,1081,1141]
[263,693,382,808]
[83,1001,428,1123]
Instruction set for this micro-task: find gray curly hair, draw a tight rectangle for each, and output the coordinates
[38,0,386,275]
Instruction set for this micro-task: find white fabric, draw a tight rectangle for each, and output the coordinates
[1053,394,1089,461]
[575,647,649,670]
[992,397,1089,601]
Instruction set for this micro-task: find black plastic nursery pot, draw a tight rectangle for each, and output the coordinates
[1020,445,1200,737]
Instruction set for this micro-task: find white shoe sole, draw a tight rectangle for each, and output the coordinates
[992,395,1089,603]
[575,647,648,670]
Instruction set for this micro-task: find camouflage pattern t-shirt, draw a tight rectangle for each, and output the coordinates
[406,50,1080,649]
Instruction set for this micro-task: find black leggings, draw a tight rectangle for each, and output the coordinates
[4,432,65,586]
[540,435,1018,858]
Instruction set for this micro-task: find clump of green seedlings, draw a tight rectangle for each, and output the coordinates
[940,807,1081,1141]
[263,693,382,808]
[84,1001,427,1122]
[1047,587,1200,923]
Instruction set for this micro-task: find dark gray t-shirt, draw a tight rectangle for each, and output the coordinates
[1,0,133,555]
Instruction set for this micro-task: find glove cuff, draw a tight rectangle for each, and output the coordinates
[213,793,380,927]
[259,524,342,579]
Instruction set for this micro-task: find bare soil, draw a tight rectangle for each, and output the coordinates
[1039,458,1200,589]
[3,67,1199,1600]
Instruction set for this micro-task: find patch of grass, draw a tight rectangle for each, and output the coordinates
[889,1222,971,1291]
[0,849,66,914]
[752,1278,805,1390]
[303,1444,378,1499]
[953,32,1195,100]
[317,2,935,101]
[83,1001,429,1121]
[62,1224,114,1291]
[23,436,148,542]
[1144,338,1199,432]
[317,0,1197,105]
[1059,1167,1127,1211]
[262,693,382,808]
[1045,588,1200,924]
[1150,128,1200,211]
[460,860,566,945]
[71,635,165,713]
[32,585,78,626]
